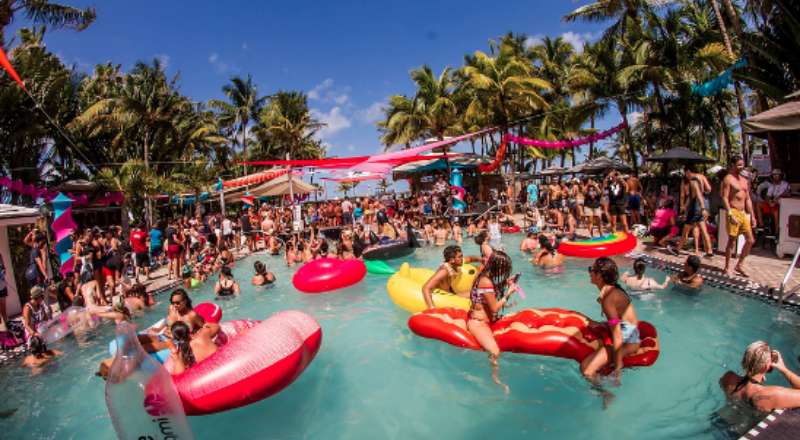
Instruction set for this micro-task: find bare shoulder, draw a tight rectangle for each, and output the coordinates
[477,276,493,288]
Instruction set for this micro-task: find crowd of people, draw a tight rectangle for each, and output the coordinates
[0,162,797,418]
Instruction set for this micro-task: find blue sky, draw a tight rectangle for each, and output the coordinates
[9,0,615,195]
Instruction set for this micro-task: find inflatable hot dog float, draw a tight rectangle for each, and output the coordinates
[292,257,366,293]
[387,262,479,313]
[409,308,659,371]
[558,232,637,258]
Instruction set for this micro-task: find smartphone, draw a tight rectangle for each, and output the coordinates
[772,350,779,363]
[510,273,521,284]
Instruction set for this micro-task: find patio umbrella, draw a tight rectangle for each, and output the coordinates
[645,147,714,163]
[564,162,586,174]
[580,157,633,174]
[538,166,568,176]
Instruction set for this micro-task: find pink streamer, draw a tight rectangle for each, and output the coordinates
[506,121,627,149]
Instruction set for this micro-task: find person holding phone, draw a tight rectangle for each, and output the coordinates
[720,341,800,411]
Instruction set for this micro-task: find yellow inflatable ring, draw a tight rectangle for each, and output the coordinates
[386,262,479,313]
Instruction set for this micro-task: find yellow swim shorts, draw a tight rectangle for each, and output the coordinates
[727,208,752,237]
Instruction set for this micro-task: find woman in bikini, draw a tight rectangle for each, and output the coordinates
[720,341,800,412]
[581,257,641,383]
[167,321,218,375]
[466,251,518,389]
[621,258,670,291]
[474,230,494,260]
[214,266,240,298]
[533,235,564,269]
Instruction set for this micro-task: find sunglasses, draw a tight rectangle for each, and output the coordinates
[171,300,184,305]
[587,267,596,274]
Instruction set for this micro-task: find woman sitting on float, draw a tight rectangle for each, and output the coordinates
[167,321,218,375]
[582,257,640,383]
[466,251,518,388]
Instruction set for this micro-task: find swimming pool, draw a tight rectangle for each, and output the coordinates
[1,235,798,439]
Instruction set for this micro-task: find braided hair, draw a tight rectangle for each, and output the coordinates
[170,321,195,368]
[472,250,512,300]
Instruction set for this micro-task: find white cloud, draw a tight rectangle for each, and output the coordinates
[308,78,350,105]
[524,32,598,52]
[356,100,386,124]
[308,78,334,100]
[311,106,352,139]
[524,34,544,49]
[346,145,355,152]
[208,52,235,74]
[155,53,170,70]
[242,42,248,50]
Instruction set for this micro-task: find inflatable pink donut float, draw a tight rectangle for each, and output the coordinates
[292,257,367,293]
[155,310,322,415]
[500,225,521,234]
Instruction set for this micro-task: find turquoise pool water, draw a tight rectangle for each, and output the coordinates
[1,235,799,439]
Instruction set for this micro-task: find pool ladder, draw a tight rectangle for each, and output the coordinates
[778,244,800,305]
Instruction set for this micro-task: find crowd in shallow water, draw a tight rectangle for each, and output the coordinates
[2,165,800,419]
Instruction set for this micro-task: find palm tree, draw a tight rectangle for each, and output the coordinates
[0,0,95,45]
[209,75,265,177]
[72,59,189,223]
[378,94,426,150]
[337,181,359,198]
[94,160,177,229]
[563,0,667,41]
[253,91,325,161]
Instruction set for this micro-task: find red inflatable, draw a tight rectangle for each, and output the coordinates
[558,232,638,258]
[408,308,659,372]
[500,225,521,234]
[292,257,367,293]
[158,310,322,415]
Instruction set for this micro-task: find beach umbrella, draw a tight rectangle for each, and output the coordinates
[645,147,714,163]
[538,166,568,176]
[580,157,633,174]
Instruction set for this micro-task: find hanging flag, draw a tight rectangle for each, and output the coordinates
[0,46,27,92]
[241,195,255,206]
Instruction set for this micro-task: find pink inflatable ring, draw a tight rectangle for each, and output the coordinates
[156,310,322,415]
[292,257,366,293]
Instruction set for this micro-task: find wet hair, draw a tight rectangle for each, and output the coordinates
[473,251,512,299]
[29,335,47,357]
[741,341,772,377]
[170,289,192,309]
[254,261,266,275]
[170,321,196,368]
[112,296,131,319]
[221,266,233,278]
[686,255,701,273]
[320,241,329,255]
[538,235,555,255]
[591,257,619,285]
[474,230,488,245]
[633,258,647,279]
[443,245,462,262]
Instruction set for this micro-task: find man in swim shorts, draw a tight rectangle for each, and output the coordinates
[721,156,756,277]
[421,245,482,309]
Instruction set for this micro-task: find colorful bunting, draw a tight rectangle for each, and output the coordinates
[505,121,628,149]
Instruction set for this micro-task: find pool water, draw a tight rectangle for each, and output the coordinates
[2,235,799,439]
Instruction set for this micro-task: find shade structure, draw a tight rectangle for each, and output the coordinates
[391,154,491,178]
[580,157,633,174]
[743,100,800,137]
[57,179,97,192]
[323,174,384,183]
[221,168,290,189]
[223,174,315,202]
[644,147,714,163]
[537,166,568,176]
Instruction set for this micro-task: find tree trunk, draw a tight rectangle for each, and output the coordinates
[714,96,733,162]
[710,0,749,164]
[617,101,638,174]
[589,114,595,160]
[143,132,153,227]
